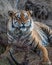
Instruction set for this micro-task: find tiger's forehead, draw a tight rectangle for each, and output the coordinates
[12,10,31,23]
[16,10,28,13]
[15,10,28,16]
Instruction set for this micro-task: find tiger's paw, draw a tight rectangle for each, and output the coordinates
[40,60,51,65]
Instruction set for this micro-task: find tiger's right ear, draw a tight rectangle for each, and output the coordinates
[28,10,33,16]
[8,11,14,17]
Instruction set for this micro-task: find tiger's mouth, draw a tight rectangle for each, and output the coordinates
[20,27,27,32]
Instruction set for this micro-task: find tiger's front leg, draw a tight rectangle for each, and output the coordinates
[38,43,51,65]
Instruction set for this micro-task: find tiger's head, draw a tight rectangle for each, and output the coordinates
[8,10,33,32]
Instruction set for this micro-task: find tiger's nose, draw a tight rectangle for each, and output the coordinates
[20,23,25,28]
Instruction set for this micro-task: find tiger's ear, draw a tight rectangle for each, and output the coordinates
[8,11,14,17]
[27,10,33,16]
[29,10,33,15]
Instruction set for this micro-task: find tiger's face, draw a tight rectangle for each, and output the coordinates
[8,10,33,32]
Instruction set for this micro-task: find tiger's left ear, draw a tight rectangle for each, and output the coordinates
[8,11,15,17]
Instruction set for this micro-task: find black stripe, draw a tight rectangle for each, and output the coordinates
[9,51,29,65]
[20,31,32,41]
[32,43,39,53]
[21,32,32,45]
[30,38,35,46]
[34,43,39,50]
[9,51,21,65]
[7,57,15,65]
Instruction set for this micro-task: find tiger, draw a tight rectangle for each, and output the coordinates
[0,10,52,65]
